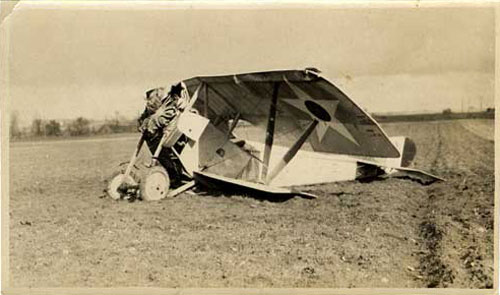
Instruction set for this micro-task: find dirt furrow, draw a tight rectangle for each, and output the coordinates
[414,123,454,287]
[413,122,494,288]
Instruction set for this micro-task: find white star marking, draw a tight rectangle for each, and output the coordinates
[282,78,359,146]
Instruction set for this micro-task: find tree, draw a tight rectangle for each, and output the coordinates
[442,108,452,115]
[31,118,45,137]
[67,117,90,136]
[10,111,21,139]
[45,120,61,136]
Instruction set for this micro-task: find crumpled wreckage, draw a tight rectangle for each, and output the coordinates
[106,68,443,201]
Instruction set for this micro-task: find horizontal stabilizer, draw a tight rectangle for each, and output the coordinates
[384,167,444,185]
[355,159,444,185]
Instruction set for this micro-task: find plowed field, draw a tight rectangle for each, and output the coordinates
[8,119,495,288]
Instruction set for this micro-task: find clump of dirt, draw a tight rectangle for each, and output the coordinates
[461,246,494,288]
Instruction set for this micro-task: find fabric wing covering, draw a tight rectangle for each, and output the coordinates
[183,70,400,158]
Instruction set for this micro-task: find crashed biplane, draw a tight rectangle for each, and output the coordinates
[106,68,442,201]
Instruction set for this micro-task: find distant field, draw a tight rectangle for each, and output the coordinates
[10,132,137,144]
[8,119,495,288]
[459,119,495,141]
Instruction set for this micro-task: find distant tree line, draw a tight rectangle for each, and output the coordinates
[9,112,137,140]
[372,108,495,123]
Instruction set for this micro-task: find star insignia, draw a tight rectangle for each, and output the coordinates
[282,78,359,146]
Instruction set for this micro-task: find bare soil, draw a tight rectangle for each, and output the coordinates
[8,119,495,288]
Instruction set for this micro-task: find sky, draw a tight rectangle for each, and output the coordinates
[2,3,495,125]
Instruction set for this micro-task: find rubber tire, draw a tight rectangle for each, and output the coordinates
[107,173,138,200]
[140,166,170,201]
[106,162,141,200]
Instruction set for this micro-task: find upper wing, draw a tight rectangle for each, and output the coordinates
[182,69,399,158]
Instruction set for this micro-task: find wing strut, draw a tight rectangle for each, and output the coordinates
[227,112,241,138]
[266,119,319,184]
[261,82,280,180]
[203,83,209,117]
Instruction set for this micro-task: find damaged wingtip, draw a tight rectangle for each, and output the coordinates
[304,67,322,77]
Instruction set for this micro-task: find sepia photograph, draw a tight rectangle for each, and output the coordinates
[0,1,497,293]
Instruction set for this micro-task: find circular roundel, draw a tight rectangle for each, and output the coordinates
[304,100,331,122]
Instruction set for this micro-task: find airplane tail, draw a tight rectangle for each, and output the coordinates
[389,136,417,167]
[356,136,443,185]
[368,136,416,169]
[384,136,443,184]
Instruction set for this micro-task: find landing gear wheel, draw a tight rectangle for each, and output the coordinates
[106,162,141,200]
[107,173,138,200]
[140,166,170,201]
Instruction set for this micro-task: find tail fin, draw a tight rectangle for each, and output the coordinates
[376,136,416,168]
[390,136,417,167]
[385,136,443,184]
